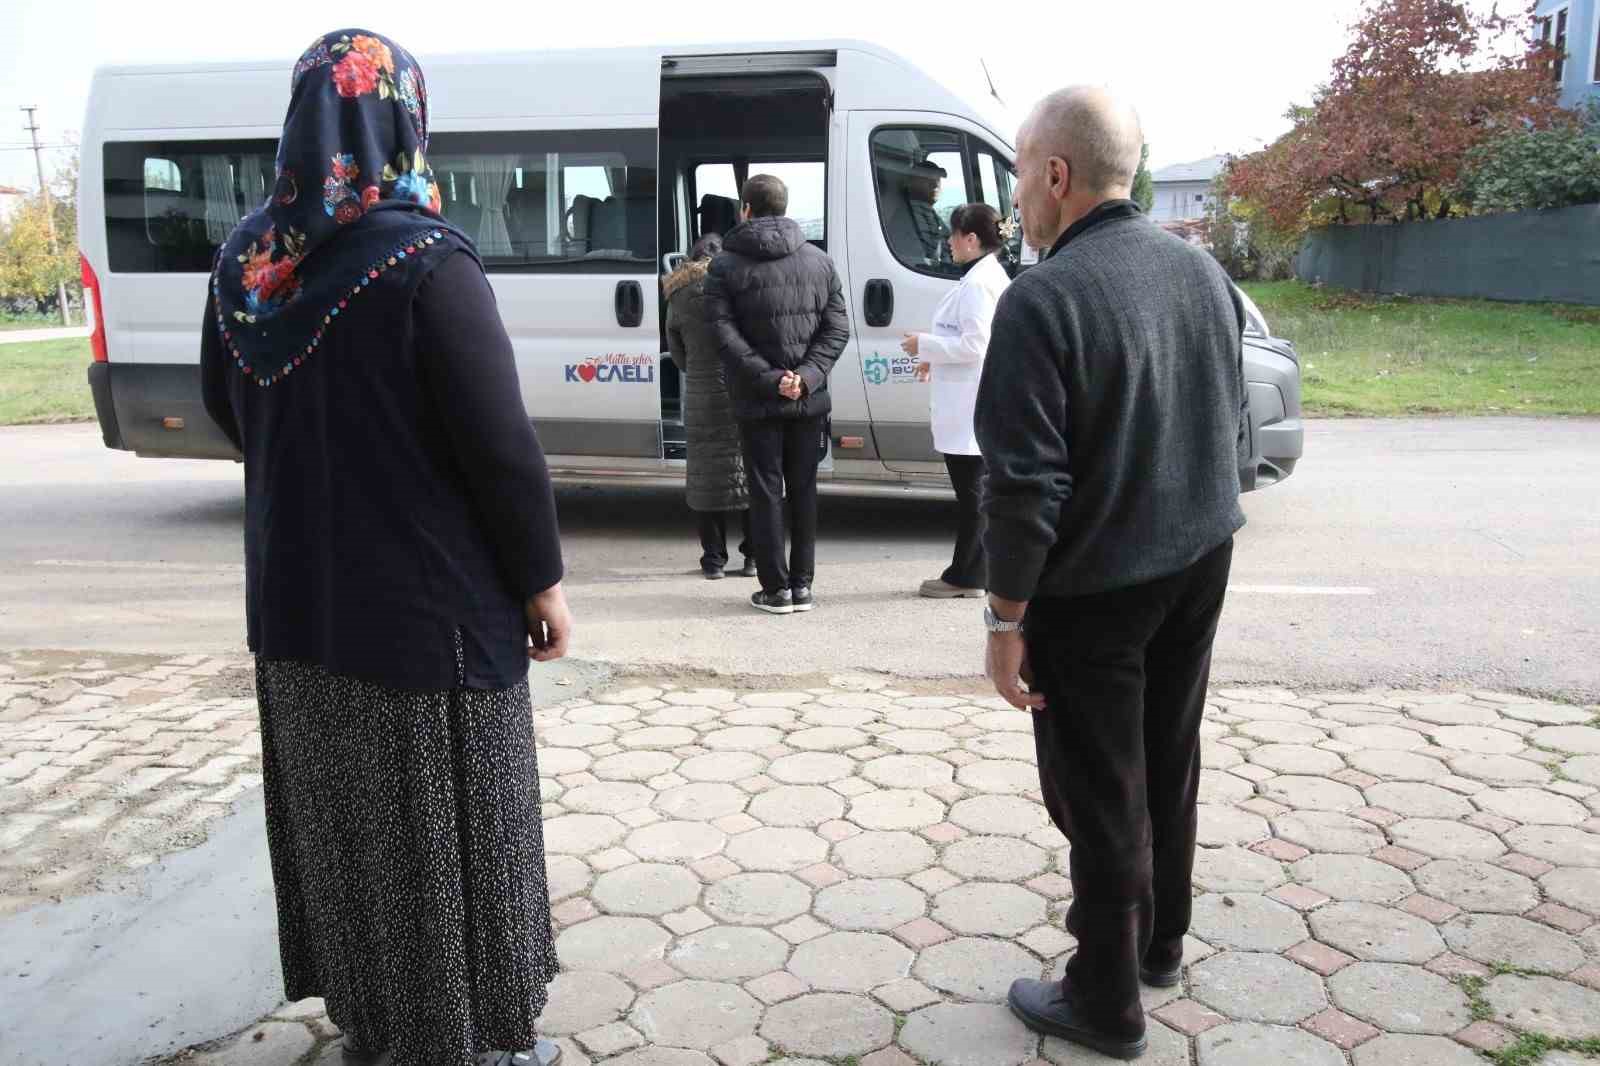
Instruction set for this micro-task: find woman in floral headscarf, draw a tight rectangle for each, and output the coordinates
[201,30,569,1066]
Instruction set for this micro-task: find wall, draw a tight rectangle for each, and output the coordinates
[1295,204,1600,306]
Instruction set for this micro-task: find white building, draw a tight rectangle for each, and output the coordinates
[1149,156,1225,223]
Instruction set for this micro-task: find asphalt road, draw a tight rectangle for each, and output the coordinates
[2,419,1597,701]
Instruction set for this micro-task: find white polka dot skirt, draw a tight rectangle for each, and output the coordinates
[256,657,559,1066]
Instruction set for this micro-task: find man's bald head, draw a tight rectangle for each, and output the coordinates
[1021,86,1144,198]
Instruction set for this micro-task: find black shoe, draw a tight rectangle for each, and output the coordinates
[751,589,794,615]
[1140,962,1182,988]
[736,558,759,578]
[1007,978,1147,1060]
[790,586,815,613]
[702,565,726,580]
[477,1043,562,1066]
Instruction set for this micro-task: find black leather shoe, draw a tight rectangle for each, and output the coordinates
[1007,978,1147,1060]
[1140,963,1182,988]
[702,565,726,580]
[736,558,759,578]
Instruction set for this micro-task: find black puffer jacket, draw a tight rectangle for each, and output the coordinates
[703,216,850,422]
[665,258,748,512]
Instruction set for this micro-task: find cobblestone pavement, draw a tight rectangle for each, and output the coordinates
[5,663,1600,1066]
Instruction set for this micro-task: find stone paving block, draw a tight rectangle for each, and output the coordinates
[1274,811,1385,854]
[1020,925,1075,959]
[681,752,767,783]
[630,821,729,863]
[1196,1022,1345,1066]
[1197,804,1270,847]
[704,872,812,926]
[1443,913,1586,971]
[1397,894,1459,924]
[1310,902,1445,963]
[1463,811,1518,835]
[933,883,1047,937]
[814,878,924,931]
[1188,892,1309,952]
[1450,1021,1515,1052]
[540,971,636,1035]
[1190,951,1328,1024]
[1026,873,1072,898]
[1351,1033,1491,1066]
[629,980,763,1050]
[1292,854,1416,904]
[910,867,962,895]
[1372,845,1430,871]
[900,1003,1037,1066]
[789,932,913,993]
[746,970,809,1004]
[949,795,1049,836]
[914,937,1041,1001]
[553,899,600,927]
[1238,796,1290,818]
[711,1036,769,1066]
[1447,753,1551,786]
[818,819,860,843]
[1540,866,1600,914]
[942,837,1048,882]
[1505,824,1600,867]
[835,831,935,878]
[1527,901,1593,934]
[626,959,684,991]
[1412,859,1536,914]
[795,862,846,888]
[194,1022,316,1066]
[1328,962,1470,1035]
[1150,998,1227,1036]
[724,827,826,871]
[1302,1008,1381,1050]
[577,1022,646,1056]
[760,993,894,1058]
[872,977,941,1013]
[1269,884,1331,911]
[593,863,702,916]
[1483,974,1600,1039]
[774,915,829,944]
[1252,837,1310,862]
[1286,939,1356,976]
[556,917,671,973]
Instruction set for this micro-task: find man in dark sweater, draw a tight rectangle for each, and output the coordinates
[978,87,1248,1060]
[704,174,850,615]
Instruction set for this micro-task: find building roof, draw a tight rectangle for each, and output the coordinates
[1151,155,1226,184]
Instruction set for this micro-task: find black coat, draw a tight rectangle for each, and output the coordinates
[665,259,749,512]
[201,218,563,691]
[702,216,850,422]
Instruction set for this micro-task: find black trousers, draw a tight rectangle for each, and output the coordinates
[739,414,824,594]
[1026,538,1234,1039]
[941,453,986,589]
[697,509,752,570]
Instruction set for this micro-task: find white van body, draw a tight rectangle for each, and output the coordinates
[79,40,1301,493]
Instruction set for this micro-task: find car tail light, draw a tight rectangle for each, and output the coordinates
[80,252,108,363]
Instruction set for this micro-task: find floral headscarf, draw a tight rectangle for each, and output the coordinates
[212,30,465,386]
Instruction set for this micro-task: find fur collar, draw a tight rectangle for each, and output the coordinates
[663,257,710,297]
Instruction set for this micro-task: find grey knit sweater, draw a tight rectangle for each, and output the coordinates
[974,200,1248,603]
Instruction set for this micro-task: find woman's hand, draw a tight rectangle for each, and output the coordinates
[900,333,919,356]
[525,583,573,663]
[914,362,932,382]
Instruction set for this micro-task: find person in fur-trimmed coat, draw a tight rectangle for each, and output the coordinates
[665,234,754,579]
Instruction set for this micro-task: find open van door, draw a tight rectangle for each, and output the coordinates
[845,112,1016,473]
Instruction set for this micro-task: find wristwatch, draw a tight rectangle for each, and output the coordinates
[983,605,1023,634]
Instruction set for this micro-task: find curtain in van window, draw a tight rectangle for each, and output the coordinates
[240,155,269,208]
[472,155,517,256]
[202,155,242,243]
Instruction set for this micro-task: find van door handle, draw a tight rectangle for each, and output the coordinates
[615,280,643,328]
[863,279,894,327]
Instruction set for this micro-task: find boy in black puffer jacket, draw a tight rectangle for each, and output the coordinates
[703,174,850,615]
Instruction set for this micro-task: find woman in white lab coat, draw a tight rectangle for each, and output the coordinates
[901,203,1011,598]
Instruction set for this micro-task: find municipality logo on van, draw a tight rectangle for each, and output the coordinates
[864,352,920,385]
[565,354,655,384]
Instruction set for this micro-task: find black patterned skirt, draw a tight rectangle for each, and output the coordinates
[255,657,559,1066]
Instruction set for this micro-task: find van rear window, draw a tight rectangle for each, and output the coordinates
[103,140,278,273]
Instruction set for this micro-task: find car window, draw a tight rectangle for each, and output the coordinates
[693,161,826,244]
[869,127,972,278]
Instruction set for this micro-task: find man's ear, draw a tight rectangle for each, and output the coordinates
[1049,158,1069,202]
[740,203,752,221]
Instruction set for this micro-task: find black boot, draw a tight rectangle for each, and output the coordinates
[1007,978,1147,1060]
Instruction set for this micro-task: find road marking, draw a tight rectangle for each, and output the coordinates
[35,559,244,573]
[1227,584,1375,596]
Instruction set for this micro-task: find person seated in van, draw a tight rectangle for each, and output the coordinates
[901,203,1011,599]
[664,234,756,580]
[704,173,850,615]
[905,160,952,265]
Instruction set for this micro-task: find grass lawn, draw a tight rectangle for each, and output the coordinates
[1242,281,1600,417]
[0,338,96,425]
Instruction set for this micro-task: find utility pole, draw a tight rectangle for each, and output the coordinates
[21,106,72,326]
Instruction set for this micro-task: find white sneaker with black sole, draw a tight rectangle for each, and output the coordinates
[751,588,794,615]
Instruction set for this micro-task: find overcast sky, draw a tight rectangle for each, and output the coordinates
[0,0,1374,195]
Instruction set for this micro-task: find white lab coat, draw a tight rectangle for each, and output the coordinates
[915,253,1010,456]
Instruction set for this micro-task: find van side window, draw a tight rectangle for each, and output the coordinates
[428,129,655,273]
[973,145,1023,268]
[104,140,278,273]
[869,128,971,279]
